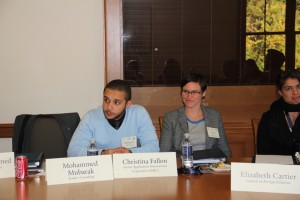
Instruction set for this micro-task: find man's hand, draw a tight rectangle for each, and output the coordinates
[101,147,132,155]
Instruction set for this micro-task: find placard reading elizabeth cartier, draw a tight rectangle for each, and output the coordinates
[113,152,177,179]
[46,155,113,185]
[231,162,300,194]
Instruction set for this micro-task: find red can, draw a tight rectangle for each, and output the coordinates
[15,155,28,180]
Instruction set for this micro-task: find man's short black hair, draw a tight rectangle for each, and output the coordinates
[104,79,132,101]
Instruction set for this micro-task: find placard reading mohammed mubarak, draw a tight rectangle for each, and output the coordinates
[231,162,300,194]
[113,152,177,179]
[46,155,113,185]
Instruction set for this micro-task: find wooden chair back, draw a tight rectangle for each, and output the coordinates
[159,116,163,130]
[251,118,260,154]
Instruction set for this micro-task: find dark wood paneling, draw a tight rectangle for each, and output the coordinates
[224,122,254,158]
[0,124,13,138]
[133,85,277,124]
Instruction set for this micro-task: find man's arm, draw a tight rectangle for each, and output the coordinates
[67,111,104,157]
[101,147,131,155]
[129,106,159,153]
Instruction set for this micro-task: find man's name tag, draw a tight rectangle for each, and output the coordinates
[207,127,220,138]
[231,162,300,194]
[113,152,177,179]
[0,152,15,179]
[46,155,113,185]
[121,136,137,148]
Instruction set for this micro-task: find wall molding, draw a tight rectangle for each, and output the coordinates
[0,124,13,138]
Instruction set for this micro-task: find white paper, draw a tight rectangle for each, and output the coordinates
[207,127,220,138]
[0,152,15,179]
[255,154,294,165]
[113,152,177,179]
[193,158,225,164]
[231,162,300,194]
[46,155,113,185]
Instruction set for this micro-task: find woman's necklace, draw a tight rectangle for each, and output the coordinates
[284,111,299,132]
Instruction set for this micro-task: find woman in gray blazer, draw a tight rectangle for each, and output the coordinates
[159,73,232,157]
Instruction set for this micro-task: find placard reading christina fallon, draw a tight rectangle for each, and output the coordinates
[113,152,177,179]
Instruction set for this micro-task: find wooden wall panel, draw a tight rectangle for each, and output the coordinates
[0,124,13,138]
[132,85,277,124]
[225,123,254,158]
[105,0,122,82]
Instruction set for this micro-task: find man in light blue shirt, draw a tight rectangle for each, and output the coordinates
[67,79,159,156]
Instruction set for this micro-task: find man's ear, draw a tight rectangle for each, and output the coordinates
[202,91,207,99]
[277,90,282,96]
[126,100,132,108]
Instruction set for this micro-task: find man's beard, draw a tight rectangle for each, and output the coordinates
[105,109,126,120]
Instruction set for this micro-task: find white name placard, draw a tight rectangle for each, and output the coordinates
[46,155,113,185]
[113,152,177,179]
[231,162,300,194]
[0,152,15,179]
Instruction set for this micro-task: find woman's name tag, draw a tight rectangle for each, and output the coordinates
[207,127,220,138]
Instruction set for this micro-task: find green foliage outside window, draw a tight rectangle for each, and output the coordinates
[246,0,286,71]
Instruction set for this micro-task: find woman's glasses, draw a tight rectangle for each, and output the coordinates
[181,89,202,96]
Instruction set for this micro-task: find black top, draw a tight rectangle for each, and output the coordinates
[257,98,300,155]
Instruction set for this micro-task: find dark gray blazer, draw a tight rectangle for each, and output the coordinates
[159,106,232,157]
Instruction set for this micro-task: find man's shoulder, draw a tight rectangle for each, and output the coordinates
[83,107,103,119]
[127,105,152,123]
[128,104,147,112]
[86,106,101,113]
[164,107,183,118]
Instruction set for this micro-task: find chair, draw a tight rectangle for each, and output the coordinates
[159,116,164,130]
[157,116,164,141]
[13,112,80,159]
[251,118,260,154]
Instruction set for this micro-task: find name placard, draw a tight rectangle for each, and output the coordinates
[113,152,177,179]
[46,155,113,185]
[231,162,300,194]
[0,152,15,179]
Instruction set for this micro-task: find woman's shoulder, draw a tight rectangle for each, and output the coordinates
[202,105,221,115]
[164,107,184,118]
